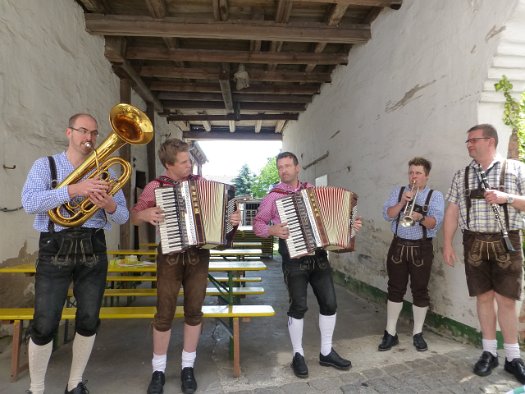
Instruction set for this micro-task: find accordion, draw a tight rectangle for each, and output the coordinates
[155,179,236,254]
[275,186,358,258]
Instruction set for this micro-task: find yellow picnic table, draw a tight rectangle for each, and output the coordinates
[107,248,264,261]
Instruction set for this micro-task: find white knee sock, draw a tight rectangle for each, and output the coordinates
[28,338,53,394]
[67,333,96,391]
[319,313,336,356]
[412,305,428,335]
[482,339,498,357]
[386,301,403,336]
[288,317,304,356]
[152,352,167,373]
[504,343,521,362]
[181,350,196,369]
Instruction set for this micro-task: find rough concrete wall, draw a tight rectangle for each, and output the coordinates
[282,0,519,329]
[0,0,177,307]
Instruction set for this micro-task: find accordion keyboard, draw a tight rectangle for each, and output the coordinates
[276,196,311,258]
[155,187,186,254]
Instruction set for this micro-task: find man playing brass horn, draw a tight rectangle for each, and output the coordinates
[21,113,129,394]
[379,157,444,353]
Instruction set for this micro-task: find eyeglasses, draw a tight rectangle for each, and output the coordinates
[465,137,490,144]
[70,127,99,137]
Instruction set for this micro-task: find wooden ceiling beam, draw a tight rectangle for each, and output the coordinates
[213,0,229,21]
[141,66,331,83]
[125,47,348,65]
[145,0,167,18]
[162,100,305,111]
[112,62,163,112]
[255,119,263,133]
[167,114,299,121]
[229,120,236,133]
[293,0,402,8]
[157,92,312,103]
[150,81,320,95]
[76,0,107,13]
[85,14,371,44]
[183,131,282,141]
[219,65,234,113]
[305,2,349,72]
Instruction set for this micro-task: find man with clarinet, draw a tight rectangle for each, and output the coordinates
[443,124,525,384]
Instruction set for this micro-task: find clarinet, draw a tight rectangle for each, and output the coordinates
[476,164,516,252]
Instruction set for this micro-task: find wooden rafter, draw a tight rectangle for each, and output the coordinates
[85,14,371,44]
[167,114,299,122]
[125,47,348,65]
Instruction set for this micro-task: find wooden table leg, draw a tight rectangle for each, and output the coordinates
[232,317,240,378]
[11,320,23,381]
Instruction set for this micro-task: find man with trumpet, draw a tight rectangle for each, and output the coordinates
[21,112,130,394]
[443,124,525,384]
[379,157,444,352]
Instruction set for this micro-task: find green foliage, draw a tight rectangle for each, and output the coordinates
[232,164,255,196]
[251,157,280,198]
[494,75,525,159]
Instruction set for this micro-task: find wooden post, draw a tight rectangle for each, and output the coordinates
[146,103,157,243]
[119,79,132,250]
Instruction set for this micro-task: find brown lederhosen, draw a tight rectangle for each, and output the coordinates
[462,230,522,300]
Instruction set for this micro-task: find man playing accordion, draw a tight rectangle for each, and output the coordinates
[254,151,361,379]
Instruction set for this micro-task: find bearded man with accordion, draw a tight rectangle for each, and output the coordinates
[254,151,361,379]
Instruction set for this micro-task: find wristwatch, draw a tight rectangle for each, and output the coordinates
[507,195,515,204]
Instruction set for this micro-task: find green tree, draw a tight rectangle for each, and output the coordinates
[233,164,255,196]
[495,75,525,160]
[251,157,280,198]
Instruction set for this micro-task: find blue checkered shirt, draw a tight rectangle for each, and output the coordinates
[21,152,129,232]
[446,157,525,232]
[383,185,444,240]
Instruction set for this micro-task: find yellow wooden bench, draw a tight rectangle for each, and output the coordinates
[104,275,262,283]
[67,286,265,298]
[1,304,275,381]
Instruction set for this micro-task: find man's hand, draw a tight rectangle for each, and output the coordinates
[137,207,165,226]
[269,222,289,239]
[484,189,508,205]
[88,191,117,214]
[352,217,363,234]
[69,178,110,198]
[442,244,457,267]
[229,210,241,226]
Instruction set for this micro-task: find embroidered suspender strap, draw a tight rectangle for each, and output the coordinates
[394,186,405,236]
[499,160,510,229]
[270,182,309,195]
[464,165,471,229]
[47,156,58,233]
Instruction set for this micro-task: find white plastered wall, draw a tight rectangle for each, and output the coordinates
[0,1,179,275]
[282,0,520,329]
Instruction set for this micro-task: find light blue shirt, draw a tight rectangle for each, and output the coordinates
[383,185,444,240]
[21,152,129,232]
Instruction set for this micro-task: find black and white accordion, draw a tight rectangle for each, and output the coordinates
[155,179,236,254]
[275,186,358,258]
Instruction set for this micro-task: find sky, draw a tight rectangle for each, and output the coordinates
[198,140,282,180]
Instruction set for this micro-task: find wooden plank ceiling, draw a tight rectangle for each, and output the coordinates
[76,0,402,141]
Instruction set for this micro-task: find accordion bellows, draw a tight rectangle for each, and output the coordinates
[155,179,236,254]
[276,186,358,258]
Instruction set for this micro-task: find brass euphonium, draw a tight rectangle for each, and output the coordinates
[48,103,154,227]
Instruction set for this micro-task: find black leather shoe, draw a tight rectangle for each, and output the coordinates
[181,367,197,394]
[65,381,89,394]
[291,352,309,378]
[378,330,399,351]
[505,358,525,384]
[473,351,498,376]
[413,333,428,352]
[319,348,352,370]
[147,371,165,394]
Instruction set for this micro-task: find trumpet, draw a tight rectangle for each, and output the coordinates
[400,180,419,227]
[48,104,154,227]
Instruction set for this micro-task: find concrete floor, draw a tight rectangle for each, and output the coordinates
[0,257,523,393]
